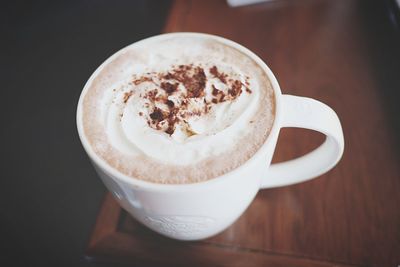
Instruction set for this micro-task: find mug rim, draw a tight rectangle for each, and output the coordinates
[76,32,283,192]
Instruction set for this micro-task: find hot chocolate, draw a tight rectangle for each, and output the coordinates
[79,34,275,184]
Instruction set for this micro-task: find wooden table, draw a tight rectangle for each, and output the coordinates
[85,0,400,266]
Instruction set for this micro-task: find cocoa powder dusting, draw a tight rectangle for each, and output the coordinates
[144,89,158,100]
[123,91,133,103]
[244,76,252,93]
[165,99,175,108]
[211,85,226,103]
[228,80,242,97]
[130,64,251,135]
[163,72,174,80]
[133,76,152,85]
[210,66,227,84]
[165,126,175,135]
[191,67,206,97]
[211,85,219,96]
[149,107,164,121]
[160,82,178,94]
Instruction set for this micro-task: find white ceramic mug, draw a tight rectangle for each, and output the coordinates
[76,33,344,241]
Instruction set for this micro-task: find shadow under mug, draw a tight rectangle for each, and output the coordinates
[77,32,344,240]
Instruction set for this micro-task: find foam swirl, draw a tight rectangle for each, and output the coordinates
[104,63,259,165]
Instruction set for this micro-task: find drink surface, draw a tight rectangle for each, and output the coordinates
[81,34,275,184]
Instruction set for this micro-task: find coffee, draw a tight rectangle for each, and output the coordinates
[80,34,275,184]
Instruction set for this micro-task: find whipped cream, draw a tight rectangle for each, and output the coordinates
[102,62,259,165]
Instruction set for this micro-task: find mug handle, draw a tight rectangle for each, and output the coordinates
[260,95,344,189]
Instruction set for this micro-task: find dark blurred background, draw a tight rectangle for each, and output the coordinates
[1,0,400,267]
[1,1,170,266]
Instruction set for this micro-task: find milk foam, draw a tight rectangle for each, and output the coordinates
[81,34,275,183]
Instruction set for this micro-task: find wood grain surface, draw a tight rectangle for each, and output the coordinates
[86,0,400,266]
